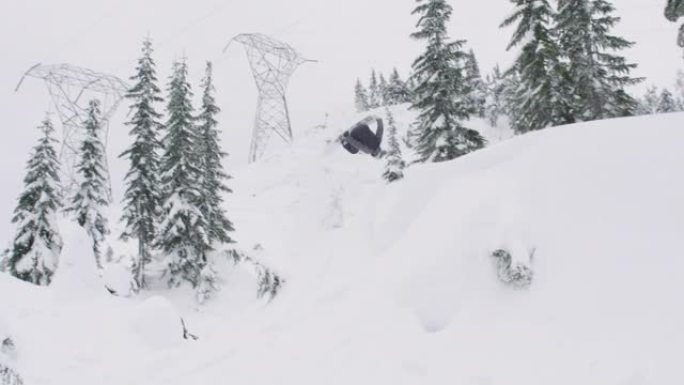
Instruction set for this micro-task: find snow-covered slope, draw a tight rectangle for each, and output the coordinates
[2,109,684,385]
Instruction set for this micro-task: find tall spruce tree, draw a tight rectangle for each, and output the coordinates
[68,99,109,266]
[501,0,574,134]
[657,88,678,113]
[556,0,642,120]
[464,49,487,117]
[119,37,164,290]
[387,68,412,105]
[8,118,63,286]
[410,0,485,162]
[485,64,506,127]
[368,70,381,109]
[354,79,370,112]
[637,86,660,115]
[379,73,390,106]
[195,61,234,303]
[197,62,235,246]
[157,60,210,288]
[382,108,406,183]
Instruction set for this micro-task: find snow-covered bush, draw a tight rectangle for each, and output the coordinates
[0,321,21,385]
[226,248,284,301]
[491,248,534,289]
[129,296,183,348]
[0,367,22,385]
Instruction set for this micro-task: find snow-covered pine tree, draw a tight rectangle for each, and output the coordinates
[157,59,210,288]
[8,118,63,286]
[387,68,412,105]
[354,79,370,112]
[675,70,684,99]
[500,67,521,118]
[464,49,487,117]
[637,86,660,115]
[197,61,235,247]
[406,74,418,99]
[410,0,485,162]
[484,64,506,127]
[657,88,678,113]
[119,37,164,290]
[501,0,574,134]
[379,73,390,106]
[67,99,109,267]
[382,108,405,183]
[556,0,642,121]
[368,70,380,109]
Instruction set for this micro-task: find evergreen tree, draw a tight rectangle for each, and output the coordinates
[501,67,521,119]
[382,108,405,183]
[119,37,165,290]
[501,0,574,134]
[464,49,487,117]
[387,68,412,105]
[410,0,485,162]
[379,73,390,106]
[157,60,210,288]
[637,86,660,115]
[368,70,380,109]
[675,70,684,100]
[556,0,642,120]
[8,118,63,286]
[196,61,235,247]
[657,88,678,113]
[354,79,370,112]
[485,64,506,127]
[68,99,109,266]
[406,74,417,101]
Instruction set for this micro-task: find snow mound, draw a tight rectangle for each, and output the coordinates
[102,261,135,297]
[128,296,183,349]
[50,221,105,299]
[2,110,684,384]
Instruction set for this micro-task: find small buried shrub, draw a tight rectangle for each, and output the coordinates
[491,248,534,289]
[0,365,23,385]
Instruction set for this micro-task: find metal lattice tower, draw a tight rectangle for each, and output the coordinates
[15,63,129,200]
[224,33,314,162]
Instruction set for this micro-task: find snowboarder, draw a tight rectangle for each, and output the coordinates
[340,115,384,157]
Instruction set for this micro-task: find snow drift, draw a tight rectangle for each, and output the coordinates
[1,109,683,385]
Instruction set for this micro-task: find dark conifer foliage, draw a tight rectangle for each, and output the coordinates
[157,59,210,288]
[8,118,63,286]
[119,37,165,290]
[410,0,485,162]
[556,0,642,120]
[382,108,406,183]
[196,61,235,247]
[501,0,574,133]
[68,99,110,266]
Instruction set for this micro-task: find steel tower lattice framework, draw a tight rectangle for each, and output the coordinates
[224,33,313,162]
[16,63,129,201]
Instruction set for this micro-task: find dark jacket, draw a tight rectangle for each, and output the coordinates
[341,117,384,156]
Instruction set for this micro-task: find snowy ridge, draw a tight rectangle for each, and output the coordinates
[2,109,684,384]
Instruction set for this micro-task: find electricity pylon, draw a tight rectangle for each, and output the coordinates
[16,63,129,200]
[224,33,314,162]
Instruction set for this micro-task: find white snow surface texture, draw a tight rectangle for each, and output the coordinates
[1,108,683,384]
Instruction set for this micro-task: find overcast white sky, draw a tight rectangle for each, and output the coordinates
[0,0,681,238]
